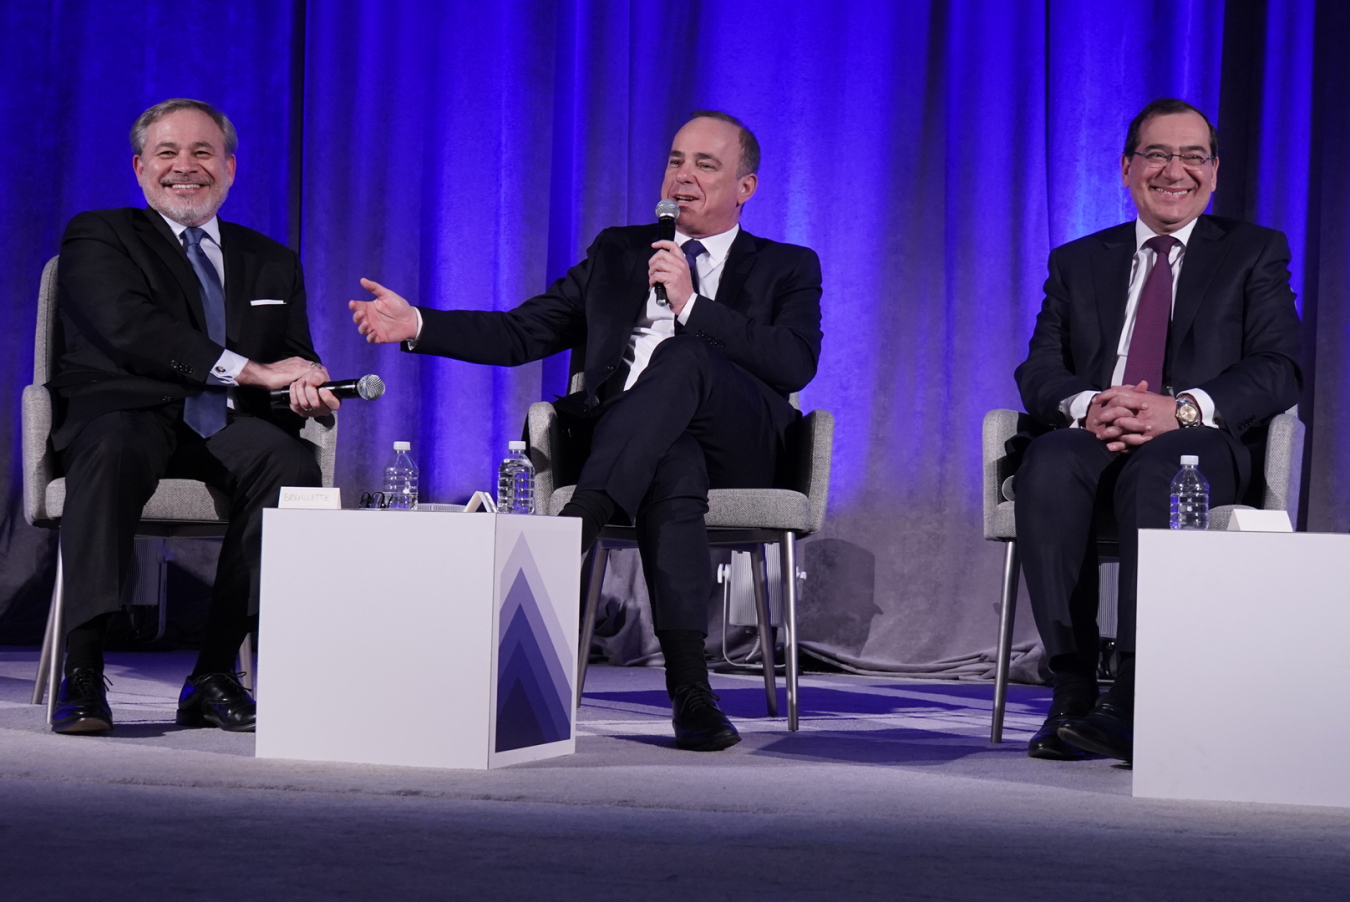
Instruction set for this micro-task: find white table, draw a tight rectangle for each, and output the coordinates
[255,508,581,770]
[1135,529,1350,807]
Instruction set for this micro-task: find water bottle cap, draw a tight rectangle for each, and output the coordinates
[393,441,410,451]
[508,441,527,451]
[1180,454,1198,466]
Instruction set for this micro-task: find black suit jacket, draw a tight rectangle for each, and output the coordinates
[1014,215,1302,491]
[50,207,319,449]
[410,224,823,435]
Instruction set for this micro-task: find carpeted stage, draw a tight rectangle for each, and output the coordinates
[1,649,1345,900]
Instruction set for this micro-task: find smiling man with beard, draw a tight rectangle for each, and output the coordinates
[47,99,339,735]
[1012,98,1301,763]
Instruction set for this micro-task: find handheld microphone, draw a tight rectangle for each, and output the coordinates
[269,374,385,408]
[654,198,680,306]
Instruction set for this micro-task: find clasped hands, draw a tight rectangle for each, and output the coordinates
[237,357,340,418]
[1085,380,1178,452]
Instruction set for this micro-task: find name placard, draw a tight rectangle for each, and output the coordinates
[278,486,342,510]
[1226,508,1293,533]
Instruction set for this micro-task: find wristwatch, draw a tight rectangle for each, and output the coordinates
[1175,394,1202,428]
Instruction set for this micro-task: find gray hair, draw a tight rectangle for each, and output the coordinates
[130,98,238,156]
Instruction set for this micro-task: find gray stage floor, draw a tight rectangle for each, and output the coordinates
[2,648,1346,901]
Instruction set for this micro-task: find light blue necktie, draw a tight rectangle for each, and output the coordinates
[181,227,228,437]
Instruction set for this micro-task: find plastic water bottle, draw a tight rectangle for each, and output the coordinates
[382,441,419,510]
[497,441,535,514]
[1169,454,1209,530]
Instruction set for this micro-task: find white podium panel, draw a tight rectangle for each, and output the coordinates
[255,509,581,770]
[1136,529,1350,807]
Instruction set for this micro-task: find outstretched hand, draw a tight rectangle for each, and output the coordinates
[350,278,419,344]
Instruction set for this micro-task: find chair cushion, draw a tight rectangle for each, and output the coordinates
[46,477,232,522]
[549,485,812,532]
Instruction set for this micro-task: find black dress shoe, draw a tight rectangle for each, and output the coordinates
[177,672,256,732]
[52,668,113,735]
[1058,698,1133,761]
[671,683,741,751]
[1027,715,1089,760]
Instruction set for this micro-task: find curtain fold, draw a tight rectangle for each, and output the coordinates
[1,1,1344,677]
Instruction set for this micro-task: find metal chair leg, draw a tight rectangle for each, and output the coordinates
[991,539,1020,743]
[32,543,63,706]
[781,532,800,732]
[749,544,778,717]
[45,550,67,724]
[576,543,609,706]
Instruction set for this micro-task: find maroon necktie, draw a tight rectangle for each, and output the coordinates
[1122,235,1179,391]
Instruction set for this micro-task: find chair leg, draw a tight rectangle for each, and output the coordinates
[237,633,255,693]
[32,542,64,706]
[781,532,801,732]
[576,544,610,707]
[46,550,67,724]
[749,545,778,717]
[991,540,1020,744]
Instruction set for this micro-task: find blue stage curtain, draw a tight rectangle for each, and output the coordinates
[1,1,1345,674]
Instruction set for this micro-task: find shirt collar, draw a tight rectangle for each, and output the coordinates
[157,210,222,248]
[675,223,739,263]
[1134,216,1198,252]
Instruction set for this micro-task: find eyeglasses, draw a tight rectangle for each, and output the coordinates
[1131,151,1215,169]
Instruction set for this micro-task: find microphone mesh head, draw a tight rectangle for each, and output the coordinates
[655,199,680,220]
[356,374,386,401]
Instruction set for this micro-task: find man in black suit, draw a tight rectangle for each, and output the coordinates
[1014,98,1301,762]
[50,98,340,735]
[350,111,823,751]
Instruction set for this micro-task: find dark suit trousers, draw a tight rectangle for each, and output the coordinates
[58,406,322,643]
[1014,427,1241,667]
[576,336,788,633]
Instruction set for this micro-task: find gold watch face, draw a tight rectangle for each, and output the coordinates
[1176,398,1200,426]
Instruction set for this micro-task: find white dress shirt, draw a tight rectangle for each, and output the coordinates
[156,212,248,391]
[1062,217,1218,428]
[622,223,739,390]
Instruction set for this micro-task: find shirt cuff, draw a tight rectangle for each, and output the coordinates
[208,349,249,385]
[677,294,699,325]
[1062,390,1096,427]
[1179,388,1221,428]
[405,307,425,350]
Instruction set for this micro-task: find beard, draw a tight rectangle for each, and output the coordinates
[143,182,229,228]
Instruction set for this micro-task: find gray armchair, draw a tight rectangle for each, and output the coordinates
[22,256,338,720]
[527,374,833,731]
[982,407,1305,743]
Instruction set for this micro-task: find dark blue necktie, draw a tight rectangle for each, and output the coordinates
[682,240,706,295]
[181,227,228,437]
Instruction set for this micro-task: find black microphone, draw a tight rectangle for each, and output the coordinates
[269,374,385,408]
[654,198,679,306]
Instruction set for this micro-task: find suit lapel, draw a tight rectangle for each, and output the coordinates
[135,208,208,330]
[715,227,759,308]
[1169,215,1229,365]
[220,220,248,345]
[1093,223,1135,386]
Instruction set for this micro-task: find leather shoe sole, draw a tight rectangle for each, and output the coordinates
[675,722,742,752]
[177,673,256,732]
[52,712,113,735]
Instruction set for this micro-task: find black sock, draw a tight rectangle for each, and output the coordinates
[192,613,256,679]
[1048,653,1099,716]
[1103,653,1135,713]
[64,613,113,678]
[657,629,709,697]
[559,490,617,553]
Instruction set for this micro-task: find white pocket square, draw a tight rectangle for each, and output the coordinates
[250,298,286,306]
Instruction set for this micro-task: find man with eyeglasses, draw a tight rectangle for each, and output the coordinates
[1012,98,1301,763]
